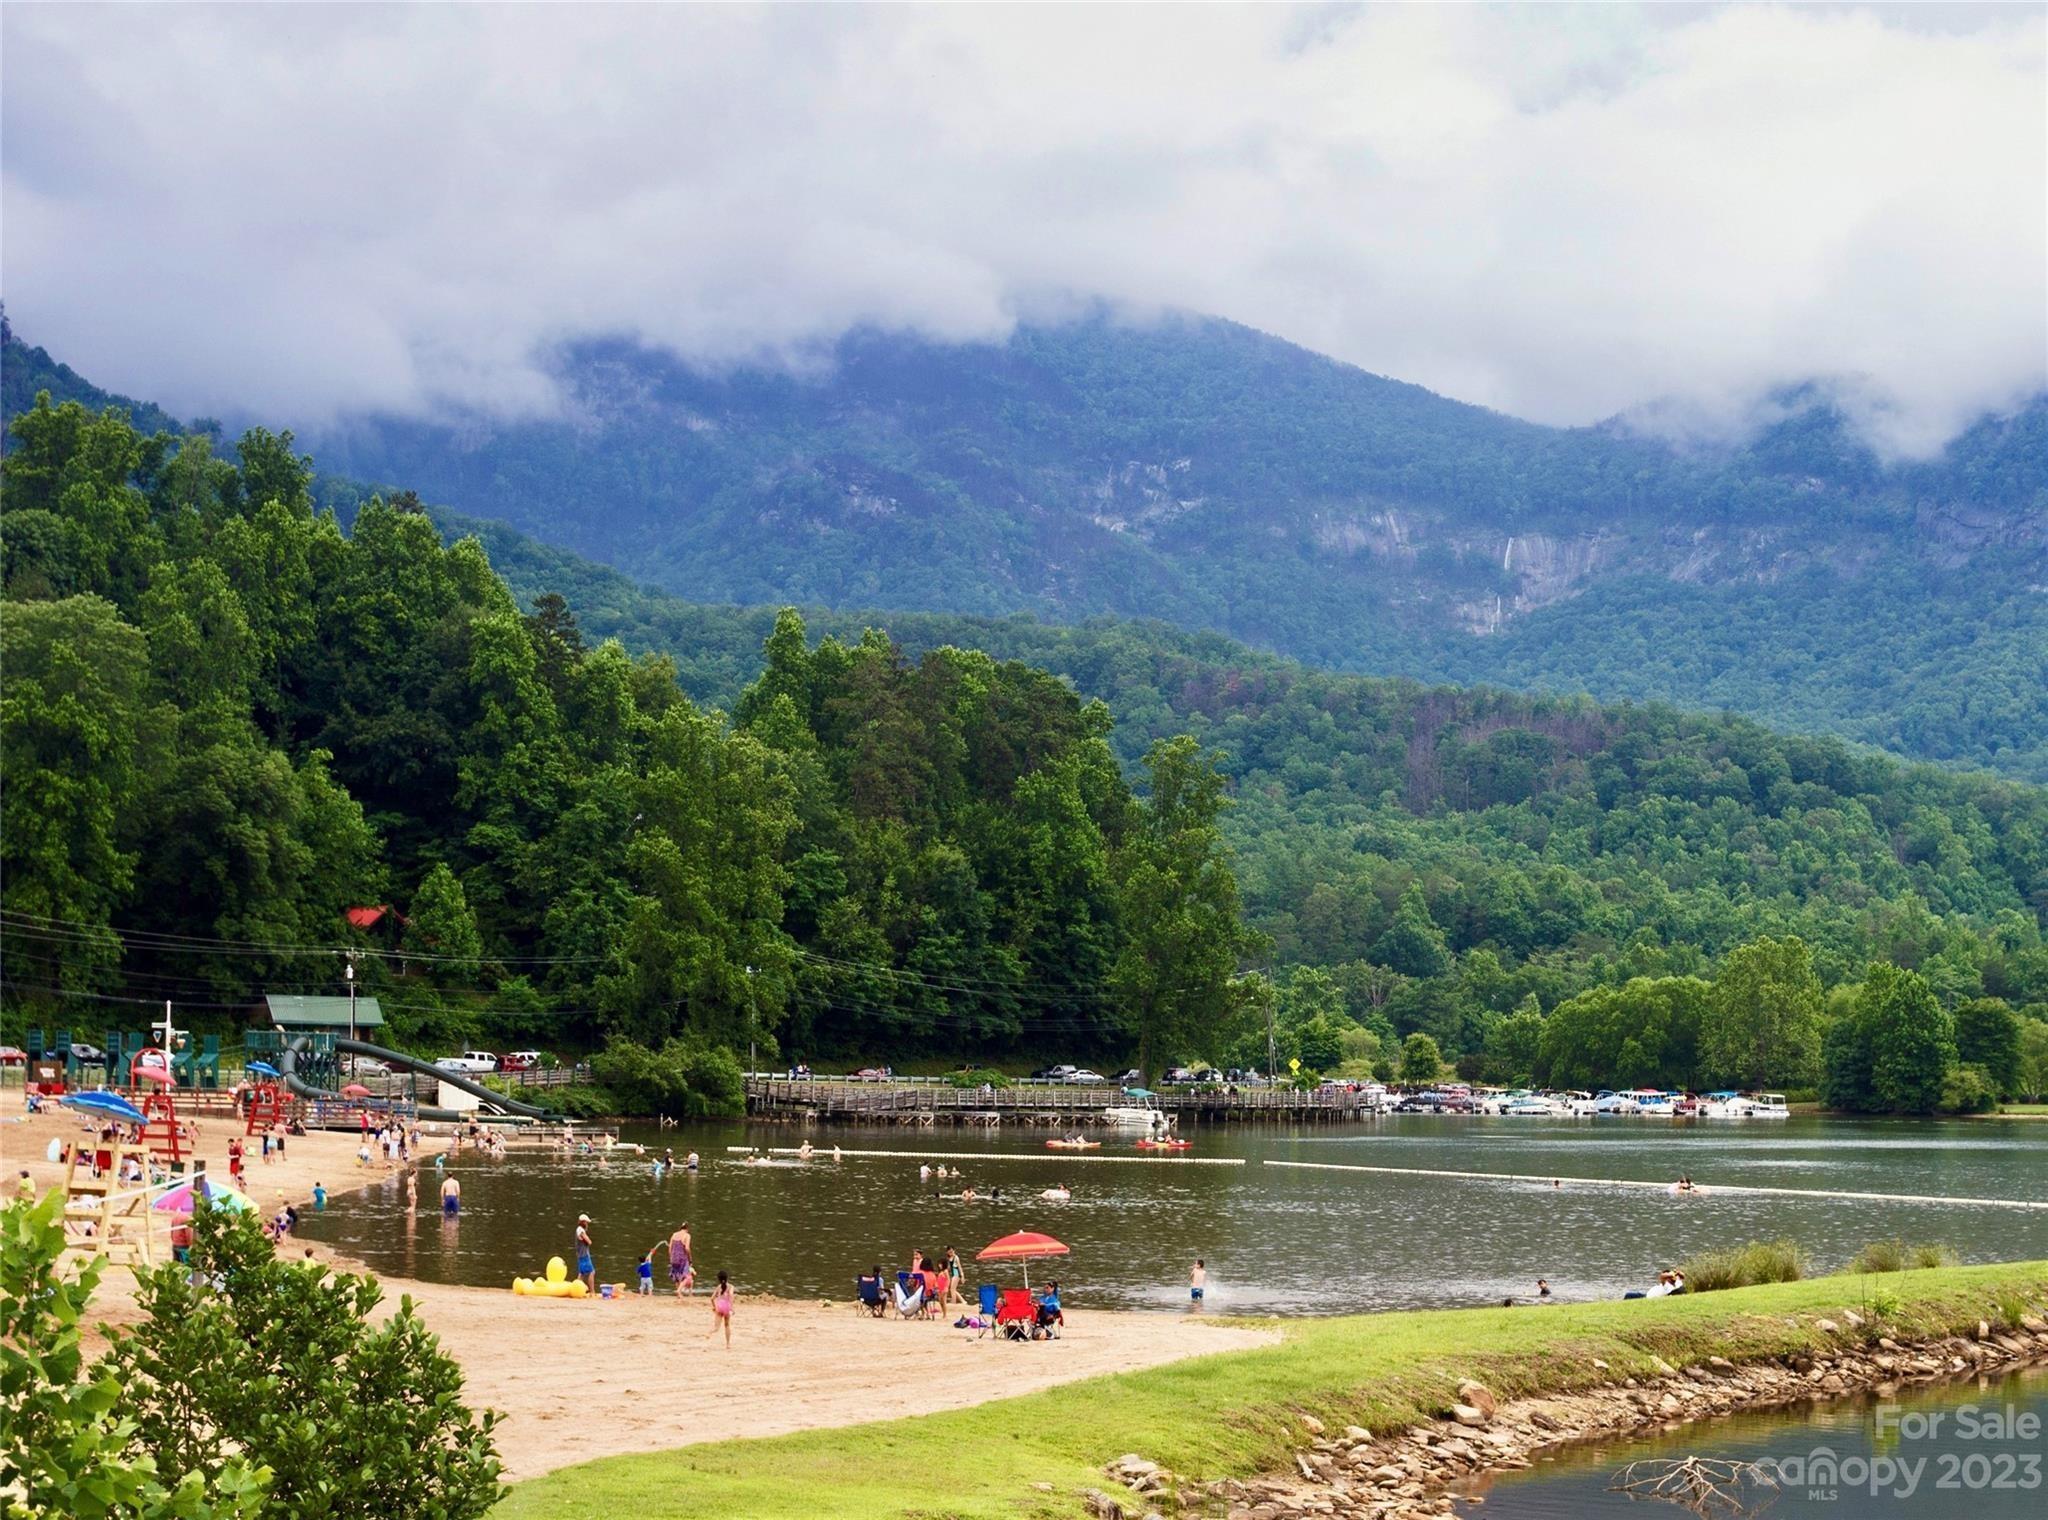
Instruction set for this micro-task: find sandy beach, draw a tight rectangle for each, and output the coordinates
[7,1103,1276,1482]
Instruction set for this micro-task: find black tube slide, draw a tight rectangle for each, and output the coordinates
[276,1037,556,1121]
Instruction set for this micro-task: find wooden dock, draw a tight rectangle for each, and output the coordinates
[744,1077,1377,1126]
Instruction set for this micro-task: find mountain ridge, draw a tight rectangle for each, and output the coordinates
[7,312,2045,780]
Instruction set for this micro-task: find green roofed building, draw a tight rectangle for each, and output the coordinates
[263,993,384,1032]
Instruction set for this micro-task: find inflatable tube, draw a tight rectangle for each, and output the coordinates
[1136,1138,1192,1150]
[1045,1138,1101,1150]
[511,1278,588,1298]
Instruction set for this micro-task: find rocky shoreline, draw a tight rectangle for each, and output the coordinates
[1083,1305,2048,1520]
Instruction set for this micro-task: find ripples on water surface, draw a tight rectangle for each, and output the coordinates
[295,1115,2048,1314]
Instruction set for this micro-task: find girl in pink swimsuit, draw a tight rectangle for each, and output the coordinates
[708,1270,733,1347]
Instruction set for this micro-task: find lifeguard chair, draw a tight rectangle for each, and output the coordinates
[129,1047,188,1164]
[60,1137,160,1266]
[244,1074,288,1136]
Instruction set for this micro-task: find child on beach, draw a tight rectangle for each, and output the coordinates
[1190,1259,1206,1303]
[708,1270,733,1346]
[638,1248,657,1295]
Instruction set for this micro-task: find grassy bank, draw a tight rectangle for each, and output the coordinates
[492,1260,2048,1520]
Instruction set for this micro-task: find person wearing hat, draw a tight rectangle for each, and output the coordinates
[575,1213,596,1293]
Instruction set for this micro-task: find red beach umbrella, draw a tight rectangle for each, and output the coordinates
[976,1231,1070,1291]
[340,1083,373,1098]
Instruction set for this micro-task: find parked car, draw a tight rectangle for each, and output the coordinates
[66,1042,105,1064]
[1066,1069,1106,1085]
[852,1066,894,1082]
[344,1056,392,1078]
[1164,1066,1197,1084]
[500,1050,546,1072]
[1032,1064,1077,1081]
[1193,1068,1224,1085]
[1116,1069,1142,1085]
[0,1045,26,1066]
[434,1051,499,1075]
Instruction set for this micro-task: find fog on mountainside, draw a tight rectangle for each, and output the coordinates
[290,317,2048,783]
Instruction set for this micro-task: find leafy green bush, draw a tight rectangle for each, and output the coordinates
[1676,1239,1807,1292]
[107,1203,503,1520]
[1848,1239,1959,1274]
[1,1194,270,1518]
[589,1036,745,1117]
[1940,1063,1998,1114]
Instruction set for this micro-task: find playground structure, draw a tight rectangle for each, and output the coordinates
[18,1024,224,1091]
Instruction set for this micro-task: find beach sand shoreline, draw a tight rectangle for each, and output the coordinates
[7,1105,1276,1482]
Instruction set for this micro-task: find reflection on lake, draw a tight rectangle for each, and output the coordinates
[295,1115,2048,1314]
[1456,1364,2047,1519]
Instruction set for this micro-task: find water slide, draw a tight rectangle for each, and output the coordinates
[277,1037,556,1122]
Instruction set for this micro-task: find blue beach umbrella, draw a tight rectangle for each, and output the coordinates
[60,1090,148,1125]
[244,1060,281,1079]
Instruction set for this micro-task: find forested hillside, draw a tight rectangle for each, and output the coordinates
[296,315,2048,780]
[0,394,1252,1088]
[479,522,2048,1102]
[462,514,2048,1013]
[5,357,2047,1105]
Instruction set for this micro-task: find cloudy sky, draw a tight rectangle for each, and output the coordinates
[4,3,2043,454]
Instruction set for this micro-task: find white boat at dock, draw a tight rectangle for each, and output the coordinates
[1102,1105,1169,1130]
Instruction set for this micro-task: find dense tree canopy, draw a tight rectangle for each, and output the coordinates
[0,395,1249,1069]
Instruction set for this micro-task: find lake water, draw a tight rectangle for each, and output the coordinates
[295,1115,2048,1313]
[1455,1364,2047,1519]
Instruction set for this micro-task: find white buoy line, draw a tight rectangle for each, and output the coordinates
[724,1145,1245,1166]
[1264,1159,2048,1211]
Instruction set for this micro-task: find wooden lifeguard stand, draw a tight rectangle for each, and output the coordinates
[130,1049,188,1165]
[244,1076,288,1137]
[60,1140,161,1266]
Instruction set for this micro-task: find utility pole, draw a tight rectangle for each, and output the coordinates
[1264,973,1278,1083]
[745,965,757,1075]
[344,950,360,1066]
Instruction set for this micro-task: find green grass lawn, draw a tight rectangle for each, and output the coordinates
[491,1260,2048,1520]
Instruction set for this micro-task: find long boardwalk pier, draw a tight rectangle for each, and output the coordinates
[1266,1160,2048,1212]
[744,1077,1375,1126]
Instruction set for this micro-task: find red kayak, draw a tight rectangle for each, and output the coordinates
[1136,1138,1192,1151]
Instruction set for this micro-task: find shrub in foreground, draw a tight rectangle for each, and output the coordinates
[1848,1239,1960,1275]
[107,1204,504,1520]
[0,1194,269,1518]
[1677,1239,1807,1292]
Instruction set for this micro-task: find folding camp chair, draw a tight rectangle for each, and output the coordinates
[993,1287,1037,1341]
[856,1276,888,1317]
[893,1272,928,1320]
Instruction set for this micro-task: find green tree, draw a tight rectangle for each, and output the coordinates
[1371,882,1450,979]
[107,1204,503,1520]
[2017,1018,2048,1101]
[1482,995,1545,1084]
[1823,964,1957,1115]
[1702,935,1824,1089]
[0,1194,269,1520]
[1112,737,1256,1083]
[1294,1014,1346,1074]
[0,596,162,990]
[1399,1031,1445,1084]
[405,862,485,984]
[1953,997,2023,1097]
